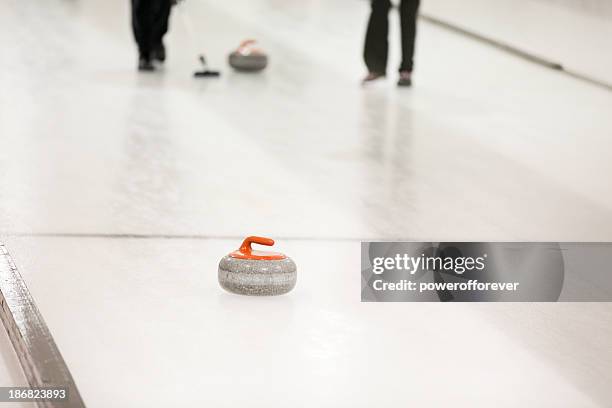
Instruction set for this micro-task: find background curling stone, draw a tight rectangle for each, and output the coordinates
[228,40,268,72]
[218,236,296,296]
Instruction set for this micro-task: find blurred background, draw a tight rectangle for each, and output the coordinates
[421,0,612,86]
[1,0,612,407]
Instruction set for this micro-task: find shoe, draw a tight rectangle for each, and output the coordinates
[152,43,166,63]
[397,71,412,87]
[362,72,385,85]
[138,54,155,71]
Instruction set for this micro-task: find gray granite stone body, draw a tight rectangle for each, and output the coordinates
[228,53,268,71]
[218,256,296,296]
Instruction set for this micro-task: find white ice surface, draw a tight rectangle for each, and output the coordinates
[0,0,611,406]
[422,0,612,86]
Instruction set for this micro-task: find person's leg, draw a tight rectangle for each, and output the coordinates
[364,0,392,76]
[131,0,144,49]
[131,0,155,70]
[152,0,172,62]
[156,0,172,42]
[398,0,420,74]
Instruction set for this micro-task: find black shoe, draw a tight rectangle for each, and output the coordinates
[138,54,155,71]
[152,43,166,63]
[397,71,412,87]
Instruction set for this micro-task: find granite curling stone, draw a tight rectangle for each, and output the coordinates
[218,236,296,296]
[228,40,268,72]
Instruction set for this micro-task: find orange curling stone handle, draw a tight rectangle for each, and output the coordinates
[237,39,264,56]
[230,236,287,260]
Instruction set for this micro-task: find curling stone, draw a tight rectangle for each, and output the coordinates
[218,236,296,296]
[228,40,268,72]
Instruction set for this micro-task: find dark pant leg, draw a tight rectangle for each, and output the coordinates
[398,0,420,72]
[132,0,152,56]
[131,0,171,56]
[364,0,392,74]
[152,0,172,48]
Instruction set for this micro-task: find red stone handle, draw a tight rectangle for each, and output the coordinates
[239,236,275,254]
[231,236,285,260]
